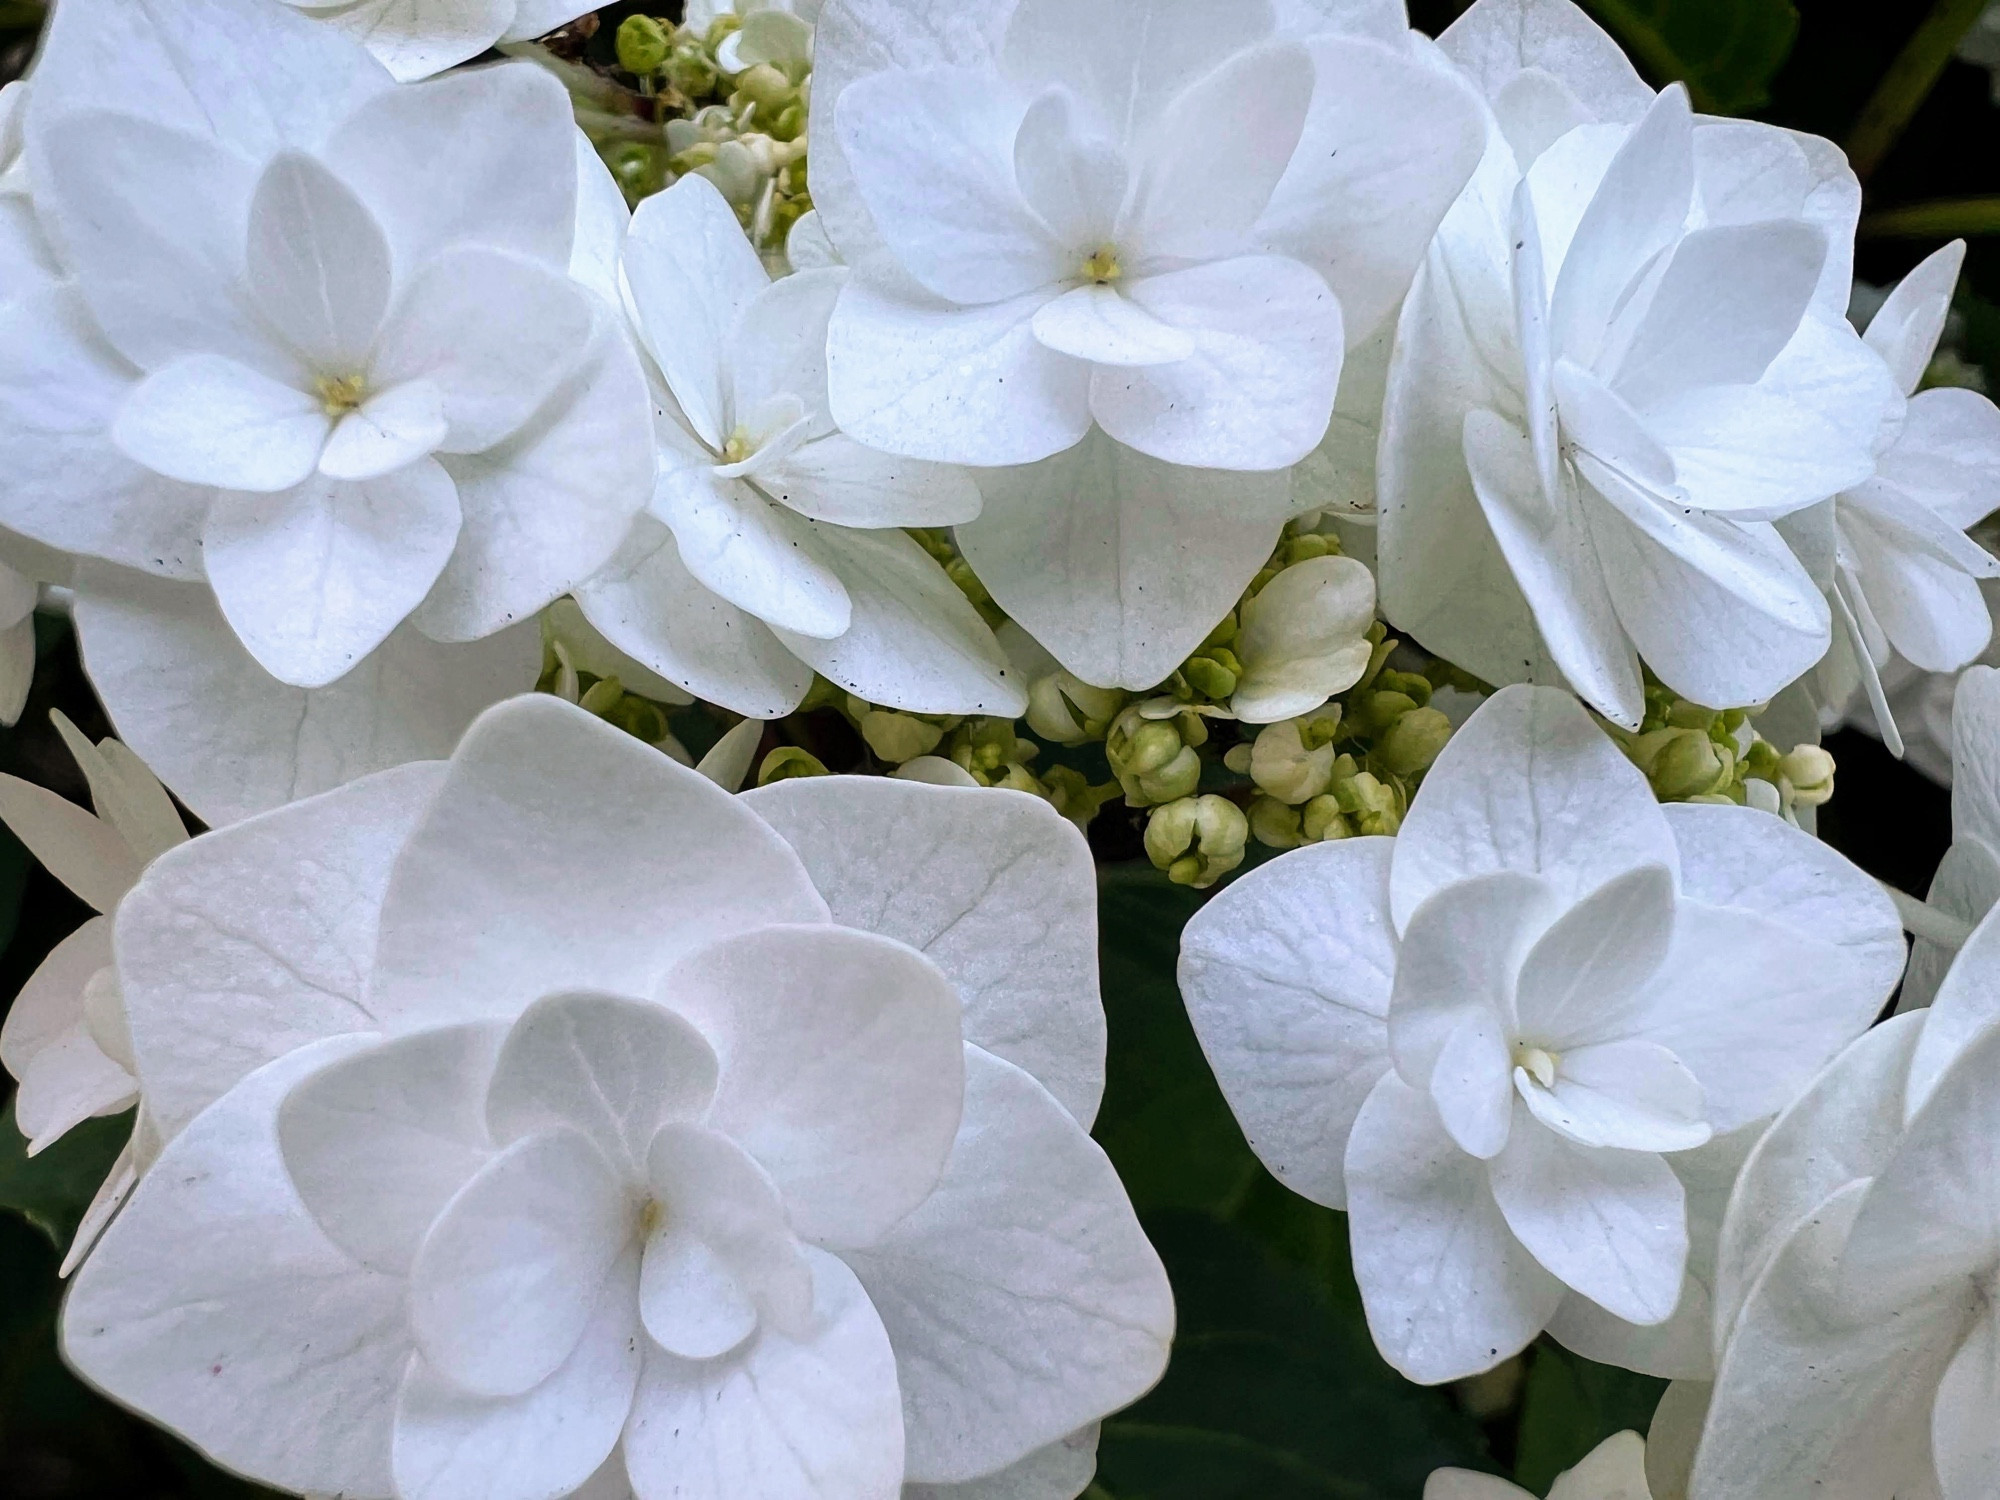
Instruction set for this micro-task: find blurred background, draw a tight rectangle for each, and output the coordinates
[0,0,1988,1494]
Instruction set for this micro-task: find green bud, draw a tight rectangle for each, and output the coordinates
[1248,795,1303,850]
[1128,721,1185,777]
[756,746,828,785]
[1297,708,1343,750]
[1282,532,1336,566]
[1140,745,1203,805]
[735,63,796,111]
[861,710,943,765]
[578,676,624,716]
[664,40,720,99]
[1026,672,1123,745]
[1647,727,1727,800]
[1332,767,1400,835]
[1200,612,1239,651]
[1249,719,1336,804]
[616,14,672,75]
[1374,669,1433,707]
[1146,795,1249,889]
[601,142,669,202]
[1375,706,1453,778]
[1300,794,1349,843]
[1183,655,1239,700]
[1665,700,1718,732]
[1348,689,1419,739]
[1039,765,1123,830]
[1222,743,1253,774]
[1778,744,1836,807]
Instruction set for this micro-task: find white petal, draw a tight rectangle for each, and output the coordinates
[245,150,394,372]
[958,428,1290,691]
[1179,836,1399,1211]
[1462,409,1644,724]
[1932,1296,2000,1498]
[373,246,598,454]
[622,1249,904,1500]
[1093,255,1344,471]
[570,130,632,307]
[114,760,447,1140]
[760,435,985,529]
[1436,0,1652,123]
[312,0,517,82]
[1549,1432,1650,1500]
[1389,683,1675,931]
[419,314,655,642]
[409,1126,628,1398]
[774,524,1029,717]
[7,970,137,1154]
[0,917,114,1097]
[1865,385,2000,531]
[1232,554,1379,723]
[61,1035,409,1500]
[1119,42,1313,263]
[729,267,842,439]
[486,991,719,1171]
[650,467,852,640]
[203,460,463,689]
[277,1022,504,1274]
[639,1222,759,1362]
[833,66,1063,305]
[320,64,578,276]
[1257,36,1487,339]
[741,775,1105,1125]
[1487,1108,1686,1325]
[1344,1072,1564,1383]
[625,175,771,450]
[658,924,963,1248]
[845,1048,1171,1484]
[394,1251,642,1500]
[1523,1040,1709,1154]
[0,287,208,579]
[572,516,815,719]
[113,354,328,494]
[1031,285,1195,367]
[1640,385,1875,517]
[0,775,142,912]
[367,694,827,1027]
[827,278,1092,466]
[903,1426,1100,1500]
[1865,239,1964,395]
[1510,863,1677,1048]
[319,382,448,482]
[1551,360,1675,493]
[73,565,537,827]
[1012,89,1125,251]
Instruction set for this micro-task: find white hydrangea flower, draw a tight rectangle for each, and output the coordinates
[62,694,1167,1500]
[278,0,596,82]
[1178,684,1903,1384]
[1788,240,2000,756]
[575,174,1023,721]
[1379,0,1898,728]
[0,0,654,824]
[0,716,187,1271]
[1693,908,2000,1500]
[1426,1431,1654,1500]
[806,0,1481,687]
[687,0,820,76]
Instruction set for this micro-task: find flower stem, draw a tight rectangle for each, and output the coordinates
[1846,0,1991,182]
[1861,195,2000,238]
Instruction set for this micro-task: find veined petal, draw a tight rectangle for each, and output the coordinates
[1511,864,1677,1049]
[1012,89,1124,251]
[1031,285,1196,367]
[113,355,328,495]
[650,465,851,640]
[245,150,393,372]
[758,435,984,529]
[312,0,517,84]
[1642,386,1875,518]
[319,381,448,482]
[1864,238,1964,396]
[1520,1040,1709,1154]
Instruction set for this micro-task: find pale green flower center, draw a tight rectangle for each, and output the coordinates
[316,372,369,417]
[1513,1043,1560,1089]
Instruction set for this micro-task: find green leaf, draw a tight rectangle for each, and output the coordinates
[1512,1340,1667,1492]
[1092,867,1260,1216]
[1580,0,1799,114]
[0,1097,131,1250]
[1097,1214,1495,1500]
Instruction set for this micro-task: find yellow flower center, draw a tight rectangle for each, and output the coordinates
[316,373,369,417]
[722,427,754,465]
[1513,1043,1560,1089]
[1080,247,1123,284]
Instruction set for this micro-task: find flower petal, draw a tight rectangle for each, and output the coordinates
[245,149,393,372]
[1511,863,1677,1049]
[1864,238,1963,396]
[114,354,327,494]
[319,381,448,482]
[0,775,142,913]
[649,466,851,640]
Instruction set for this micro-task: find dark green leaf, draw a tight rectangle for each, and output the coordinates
[0,1097,130,1250]
[1511,1340,1666,1492]
[1581,0,1799,113]
[1097,1214,1494,1500]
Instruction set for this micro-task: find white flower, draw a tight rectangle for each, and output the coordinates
[574,173,1024,720]
[1229,554,1377,723]
[1178,684,1903,1383]
[1427,1431,1656,1500]
[62,694,1168,1500]
[1693,908,2000,1500]
[688,0,819,76]
[1898,663,2000,1010]
[812,0,1486,472]
[1789,240,2000,756]
[278,0,597,82]
[0,715,187,1270]
[0,0,654,824]
[1378,0,1898,728]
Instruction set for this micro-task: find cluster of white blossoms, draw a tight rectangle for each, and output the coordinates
[3,0,2000,1494]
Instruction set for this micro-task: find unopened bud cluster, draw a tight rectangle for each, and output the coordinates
[1603,677,1832,820]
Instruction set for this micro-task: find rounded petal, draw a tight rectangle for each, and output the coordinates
[314,0,517,82]
[203,460,463,689]
[844,1048,1171,1485]
[321,382,450,482]
[1179,837,1399,1211]
[1437,0,1652,122]
[1510,863,1677,1048]
[246,149,394,371]
[73,563,537,827]
[760,435,985,529]
[1345,1072,1565,1383]
[62,1034,410,1500]
[658,923,963,1248]
[367,694,827,1028]
[622,1248,905,1500]
[651,467,852,640]
[741,775,1106,1125]
[958,428,1290,691]
[1232,553,1379,722]
[112,354,328,495]
[1389,683,1675,932]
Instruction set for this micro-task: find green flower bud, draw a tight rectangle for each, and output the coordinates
[602,142,669,202]
[664,40,721,99]
[616,14,672,76]
[1300,794,1349,843]
[1127,721,1185,777]
[1375,706,1453,778]
[1248,795,1303,850]
[1146,795,1249,889]
[1646,727,1727,800]
[860,710,943,765]
[756,746,828,785]
[1183,654,1239,701]
[1222,743,1253,775]
[1332,765,1400,836]
[577,676,624,716]
[1039,765,1123,830]
[1666,700,1717,732]
[1374,669,1433,707]
[1347,688,1419,739]
[1777,744,1836,807]
[735,63,796,112]
[1026,672,1123,745]
[1297,707,1343,750]
[1249,719,1336,804]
